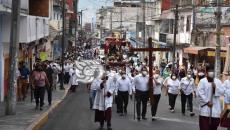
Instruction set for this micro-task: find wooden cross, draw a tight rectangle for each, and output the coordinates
[130,37,171,105]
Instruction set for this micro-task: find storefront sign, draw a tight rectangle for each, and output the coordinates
[207,51,226,57]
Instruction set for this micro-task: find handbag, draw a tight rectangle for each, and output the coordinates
[220,104,230,128]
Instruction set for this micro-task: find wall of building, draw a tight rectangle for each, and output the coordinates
[29,0,50,17]
[0,13,4,102]
[0,0,29,11]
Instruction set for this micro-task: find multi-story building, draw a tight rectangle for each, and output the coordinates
[0,0,50,102]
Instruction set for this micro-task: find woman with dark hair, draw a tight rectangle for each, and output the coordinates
[165,73,180,113]
[31,63,50,110]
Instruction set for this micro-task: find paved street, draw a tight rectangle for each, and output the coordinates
[40,85,226,130]
[0,86,68,130]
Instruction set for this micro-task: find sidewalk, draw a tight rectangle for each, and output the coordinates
[0,85,69,130]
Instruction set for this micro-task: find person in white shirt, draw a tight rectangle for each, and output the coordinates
[151,69,163,121]
[166,73,180,113]
[69,67,78,92]
[180,70,196,116]
[93,75,115,130]
[116,71,132,116]
[114,69,122,113]
[197,67,225,130]
[64,62,71,84]
[89,71,102,109]
[133,67,149,121]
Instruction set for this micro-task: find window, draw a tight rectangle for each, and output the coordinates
[180,16,184,32]
[186,15,191,32]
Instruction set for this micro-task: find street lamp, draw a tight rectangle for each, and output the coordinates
[78,9,87,32]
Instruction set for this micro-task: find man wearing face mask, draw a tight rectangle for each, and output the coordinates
[197,67,225,130]
[116,71,132,116]
[223,72,230,90]
[133,67,149,121]
[151,69,163,121]
[180,70,196,116]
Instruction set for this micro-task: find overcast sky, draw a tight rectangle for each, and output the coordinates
[79,0,113,24]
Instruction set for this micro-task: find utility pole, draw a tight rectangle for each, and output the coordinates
[99,7,104,41]
[80,11,83,32]
[120,2,123,38]
[60,0,66,90]
[142,0,146,47]
[5,0,21,115]
[172,4,179,72]
[74,0,78,48]
[215,0,222,78]
[110,9,113,36]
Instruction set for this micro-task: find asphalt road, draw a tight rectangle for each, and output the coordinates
[40,85,226,130]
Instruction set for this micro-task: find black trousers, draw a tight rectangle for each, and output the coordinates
[34,87,45,107]
[64,72,70,84]
[118,91,129,114]
[151,94,161,117]
[135,90,148,118]
[181,93,193,113]
[168,93,178,110]
[46,87,52,105]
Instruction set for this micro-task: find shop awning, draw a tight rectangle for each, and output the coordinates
[184,47,227,55]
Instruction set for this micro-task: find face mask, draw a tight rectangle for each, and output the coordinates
[187,74,192,79]
[154,74,160,78]
[142,71,147,76]
[198,72,205,76]
[207,72,214,78]
[172,76,176,80]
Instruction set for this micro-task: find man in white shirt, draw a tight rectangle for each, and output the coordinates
[197,67,225,130]
[180,70,196,116]
[64,62,71,84]
[133,67,149,121]
[89,71,102,109]
[116,71,132,116]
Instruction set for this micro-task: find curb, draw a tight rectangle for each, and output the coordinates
[25,88,69,130]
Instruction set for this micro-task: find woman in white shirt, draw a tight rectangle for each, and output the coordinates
[151,69,164,121]
[166,73,180,113]
[180,70,196,116]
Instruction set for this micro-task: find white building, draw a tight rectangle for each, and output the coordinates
[0,0,50,102]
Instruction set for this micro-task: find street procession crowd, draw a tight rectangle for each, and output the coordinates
[15,43,98,110]
[89,58,230,130]
[14,41,230,130]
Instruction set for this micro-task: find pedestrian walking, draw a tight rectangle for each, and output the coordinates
[180,70,196,116]
[221,72,230,130]
[19,62,30,101]
[44,61,54,106]
[93,75,115,130]
[165,73,180,113]
[133,68,149,121]
[69,67,78,92]
[64,62,71,84]
[197,67,225,130]
[151,69,163,121]
[31,63,50,110]
[89,71,101,109]
[116,71,132,116]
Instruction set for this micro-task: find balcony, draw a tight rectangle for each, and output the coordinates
[2,14,49,43]
[159,33,179,45]
[196,6,230,27]
[0,0,28,11]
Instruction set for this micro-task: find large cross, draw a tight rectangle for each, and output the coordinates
[130,37,171,105]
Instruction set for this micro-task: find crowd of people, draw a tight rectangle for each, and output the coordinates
[16,59,79,110]
[89,61,230,130]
